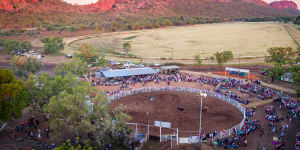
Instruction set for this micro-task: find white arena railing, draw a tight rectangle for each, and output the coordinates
[106,86,246,143]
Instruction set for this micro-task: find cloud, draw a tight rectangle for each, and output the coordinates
[263,0,300,8]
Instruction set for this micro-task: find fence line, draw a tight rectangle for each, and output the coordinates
[107,86,246,143]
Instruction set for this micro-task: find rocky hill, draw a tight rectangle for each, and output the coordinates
[0,0,299,28]
[0,0,297,12]
[269,1,298,10]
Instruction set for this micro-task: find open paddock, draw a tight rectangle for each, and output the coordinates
[70,22,297,59]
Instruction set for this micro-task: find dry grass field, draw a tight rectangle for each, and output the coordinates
[69,22,297,59]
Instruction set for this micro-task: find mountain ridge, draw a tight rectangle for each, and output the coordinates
[0,0,299,28]
[0,0,298,12]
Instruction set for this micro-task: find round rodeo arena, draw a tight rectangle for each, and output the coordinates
[110,89,244,140]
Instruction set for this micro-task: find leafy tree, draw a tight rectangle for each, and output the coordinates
[214,51,234,68]
[0,39,5,47]
[69,25,78,32]
[43,78,131,145]
[20,41,32,52]
[209,56,215,62]
[54,58,89,77]
[265,47,296,65]
[41,36,64,55]
[194,55,202,66]
[26,73,86,107]
[266,63,286,83]
[123,42,131,55]
[76,43,104,66]
[10,56,43,78]
[3,40,32,54]
[289,65,300,83]
[0,69,29,121]
[54,138,94,150]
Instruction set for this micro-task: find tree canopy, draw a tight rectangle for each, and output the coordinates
[266,63,287,83]
[76,43,104,66]
[10,56,43,78]
[0,69,29,121]
[3,40,32,54]
[122,42,131,55]
[194,55,202,66]
[41,36,64,55]
[26,73,83,107]
[265,47,296,65]
[289,65,300,83]
[43,76,131,148]
[214,51,233,68]
[54,58,89,77]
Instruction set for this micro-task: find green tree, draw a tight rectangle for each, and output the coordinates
[0,39,5,47]
[20,41,32,52]
[194,55,202,66]
[209,56,215,62]
[265,47,296,65]
[123,42,131,55]
[76,43,104,66]
[289,65,300,83]
[266,63,287,83]
[41,36,64,55]
[69,25,78,32]
[43,78,131,144]
[10,56,43,78]
[0,69,29,121]
[214,51,234,68]
[26,73,84,107]
[54,58,89,77]
[3,40,32,54]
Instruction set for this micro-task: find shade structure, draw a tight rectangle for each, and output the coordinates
[100,67,158,78]
[161,65,180,70]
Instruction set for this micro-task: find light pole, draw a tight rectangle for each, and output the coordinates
[198,92,207,149]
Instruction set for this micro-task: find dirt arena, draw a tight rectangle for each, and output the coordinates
[110,91,243,137]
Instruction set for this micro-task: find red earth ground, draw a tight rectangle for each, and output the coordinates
[110,91,244,137]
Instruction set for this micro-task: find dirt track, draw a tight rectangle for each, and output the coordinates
[110,91,243,137]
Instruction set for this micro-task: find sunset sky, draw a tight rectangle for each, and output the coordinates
[63,0,300,8]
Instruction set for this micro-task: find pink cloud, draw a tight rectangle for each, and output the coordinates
[263,0,300,8]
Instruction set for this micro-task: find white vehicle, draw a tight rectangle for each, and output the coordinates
[110,60,120,65]
[123,62,134,68]
[136,64,144,68]
[153,62,161,67]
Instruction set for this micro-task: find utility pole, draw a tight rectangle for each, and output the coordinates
[198,92,207,150]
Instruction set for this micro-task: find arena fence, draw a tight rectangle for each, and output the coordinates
[107,86,246,144]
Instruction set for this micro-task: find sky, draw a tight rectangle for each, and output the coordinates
[63,0,300,7]
[263,0,300,8]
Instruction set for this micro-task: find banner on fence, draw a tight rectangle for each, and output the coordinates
[179,138,189,144]
[189,136,200,143]
[154,121,171,128]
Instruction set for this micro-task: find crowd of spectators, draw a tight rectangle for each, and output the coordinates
[97,71,300,149]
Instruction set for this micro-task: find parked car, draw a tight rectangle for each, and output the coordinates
[136,64,144,68]
[65,54,73,58]
[123,62,134,68]
[259,70,267,76]
[153,62,161,67]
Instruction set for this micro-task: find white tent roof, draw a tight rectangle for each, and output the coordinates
[225,67,250,73]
